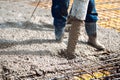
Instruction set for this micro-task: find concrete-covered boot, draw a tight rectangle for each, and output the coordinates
[85,22,105,50]
[54,18,66,42]
[88,33,105,50]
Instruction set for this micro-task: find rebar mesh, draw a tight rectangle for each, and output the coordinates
[96,0,120,32]
[32,52,120,80]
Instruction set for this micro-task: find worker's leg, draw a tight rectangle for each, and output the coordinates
[51,0,69,42]
[85,0,105,50]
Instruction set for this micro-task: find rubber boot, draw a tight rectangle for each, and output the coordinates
[85,22,105,50]
[53,18,66,42]
[55,26,65,42]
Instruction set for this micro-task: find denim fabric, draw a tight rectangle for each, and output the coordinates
[52,0,69,39]
[52,0,69,27]
[85,0,98,22]
[52,0,98,25]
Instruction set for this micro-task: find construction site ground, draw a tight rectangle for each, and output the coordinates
[0,0,120,80]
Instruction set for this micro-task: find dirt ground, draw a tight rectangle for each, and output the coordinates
[0,0,120,80]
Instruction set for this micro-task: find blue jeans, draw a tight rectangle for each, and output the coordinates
[52,0,69,27]
[52,0,69,39]
[85,0,98,22]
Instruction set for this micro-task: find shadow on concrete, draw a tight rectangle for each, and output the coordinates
[0,49,52,56]
[0,38,57,49]
[0,39,57,56]
[0,20,54,31]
